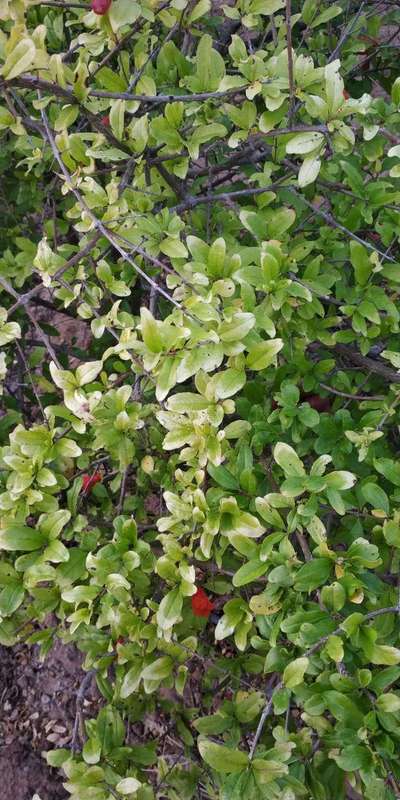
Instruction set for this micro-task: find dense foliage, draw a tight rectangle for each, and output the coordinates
[1,0,400,797]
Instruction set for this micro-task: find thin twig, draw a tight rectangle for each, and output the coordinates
[70,670,95,752]
[328,1,366,62]
[15,341,48,424]
[288,188,397,263]
[116,469,129,516]
[0,277,61,367]
[285,0,295,126]
[39,102,185,314]
[319,382,385,401]
[7,234,102,315]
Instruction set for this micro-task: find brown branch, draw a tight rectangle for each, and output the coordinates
[0,276,61,367]
[39,102,185,314]
[116,468,129,516]
[288,188,397,263]
[333,344,400,384]
[41,0,87,6]
[328,2,366,63]
[15,340,48,424]
[285,0,295,125]
[7,234,102,315]
[3,74,250,105]
[319,382,385,401]
[70,670,96,752]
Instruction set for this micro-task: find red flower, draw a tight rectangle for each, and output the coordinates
[101,115,110,127]
[191,587,214,618]
[343,89,350,100]
[81,471,102,493]
[91,0,112,15]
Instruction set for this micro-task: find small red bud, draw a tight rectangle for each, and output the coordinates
[343,89,350,100]
[81,471,102,494]
[91,0,112,15]
[101,115,110,127]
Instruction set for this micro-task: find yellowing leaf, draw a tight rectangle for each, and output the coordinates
[283,657,309,688]
[2,39,36,80]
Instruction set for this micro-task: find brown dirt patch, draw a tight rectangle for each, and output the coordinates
[0,640,100,800]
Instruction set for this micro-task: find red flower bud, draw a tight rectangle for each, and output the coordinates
[191,587,215,618]
[91,0,112,15]
[343,89,350,100]
[101,115,110,127]
[81,471,102,493]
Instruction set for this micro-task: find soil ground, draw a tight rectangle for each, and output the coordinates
[0,640,99,800]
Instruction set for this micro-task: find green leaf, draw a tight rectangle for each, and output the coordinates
[109,0,141,28]
[198,739,249,773]
[96,706,125,753]
[324,691,364,727]
[361,483,389,513]
[325,471,355,490]
[298,157,321,187]
[54,105,79,132]
[75,360,103,386]
[0,526,46,552]
[207,464,239,490]
[248,0,284,13]
[166,393,210,412]
[82,737,101,765]
[374,458,400,487]
[383,519,400,548]
[187,0,211,22]
[219,313,255,342]
[188,34,225,93]
[310,5,342,27]
[274,442,305,477]
[193,714,231,734]
[232,559,268,587]
[283,657,309,688]
[325,635,344,662]
[286,132,325,155]
[141,656,173,681]
[214,368,246,400]
[333,745,371,772]
[140,307,164,353]
[294,559,332,592]
[246,339,283,371]
[61,585,99,604]
[350,241,372,286]
[120,662,142,699]
[115,778,142,795]
[2,39,36,79]
[0,582,24,616]
[369,645,400,666]
[157,587,183,630]
[376,693,400,713]
[160,237,188,259]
